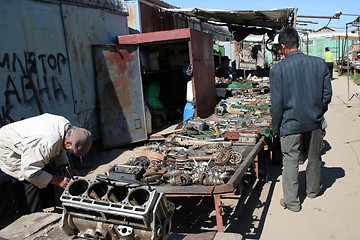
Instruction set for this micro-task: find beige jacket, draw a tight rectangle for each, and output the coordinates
[0,113,70,188]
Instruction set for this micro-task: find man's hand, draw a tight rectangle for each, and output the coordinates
[50,175,70,188]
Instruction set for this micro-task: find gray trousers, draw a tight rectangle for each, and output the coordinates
[280,128,322,210]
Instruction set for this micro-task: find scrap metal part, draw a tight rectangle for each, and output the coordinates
[60,176,175,240]
[118,141,245,187]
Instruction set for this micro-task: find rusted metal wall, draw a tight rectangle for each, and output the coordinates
[189,29,217,118]
[93,45,147,148]
[139,3,177,32]
[124,0,190,33]
[126,1,141,33]
[0,0,128,137]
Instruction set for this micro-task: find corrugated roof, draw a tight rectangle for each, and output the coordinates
[39,0,128,13]
[161,7,297,30]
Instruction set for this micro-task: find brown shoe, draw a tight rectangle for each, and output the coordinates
[279,198,301,212]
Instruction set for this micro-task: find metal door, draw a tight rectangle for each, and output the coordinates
[116,28,217,119]
[93,45,147,148]
[189,29,217,119]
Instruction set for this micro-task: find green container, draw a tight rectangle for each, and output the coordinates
[143,81,164,110]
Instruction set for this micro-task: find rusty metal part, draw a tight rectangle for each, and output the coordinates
[143,174,163,185]
[174,157,190,166]
[174,158,189,163]
[121,128,265,190]
[224,131,239,140]
[112,165,144,175]
[215,150,231,165]
[202,170,224,186]
[125,156,149,169]
[191,170,207,184]
[166,149,188,160]
[144,162,167,176]
[142,151,165,161]
[177,173,192,186]
[107,164,146,182]
[185,118,209,131]
[176,174,192,186]
[202,175,212,186]
[177,139,232,146]
[200,143,232,151]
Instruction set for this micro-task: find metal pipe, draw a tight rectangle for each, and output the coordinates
[306,32,309,55]
[65,166,74,180]
[346,24,350,100]
[297,15,340,19]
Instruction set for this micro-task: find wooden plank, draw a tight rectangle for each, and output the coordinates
[149,123,184,141]
[0,212,62,239]
[169,231,217,240]
[117,28,191,45]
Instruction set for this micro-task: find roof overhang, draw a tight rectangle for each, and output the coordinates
[161,7,297,41]
[162,7,296,29]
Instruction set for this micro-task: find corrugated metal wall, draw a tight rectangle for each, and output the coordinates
[301,36,352,60]
[0,0,128,138]
[302,38,337,58]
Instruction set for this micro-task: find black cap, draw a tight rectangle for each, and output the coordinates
[221,56,230,62]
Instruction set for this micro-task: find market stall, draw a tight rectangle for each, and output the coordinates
[99,75,272,232]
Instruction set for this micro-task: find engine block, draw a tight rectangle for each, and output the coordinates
[60,176,174,239]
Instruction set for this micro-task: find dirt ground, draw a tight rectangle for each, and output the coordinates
[258,72,360,240]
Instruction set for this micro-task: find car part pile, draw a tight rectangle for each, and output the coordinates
[60,176,174,240]
[108,140,242,187]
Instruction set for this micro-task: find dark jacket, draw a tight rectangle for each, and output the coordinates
[215,65,231,78]
[270,50,332,136]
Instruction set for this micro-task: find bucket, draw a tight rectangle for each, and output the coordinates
[183,101,194,121]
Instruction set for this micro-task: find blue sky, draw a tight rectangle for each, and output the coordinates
[164,0,359,31]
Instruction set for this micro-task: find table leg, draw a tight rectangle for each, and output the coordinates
[254,154,259,179]
[213,195,224,232]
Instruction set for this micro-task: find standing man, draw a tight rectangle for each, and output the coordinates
[270,27,332,212]
[323,47,336,79]
[0,113,92,215]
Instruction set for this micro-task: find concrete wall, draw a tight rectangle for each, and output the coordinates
[0,0,128,138]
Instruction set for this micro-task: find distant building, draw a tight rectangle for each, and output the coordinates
[314,26,336,33]
[299,30,356,60]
